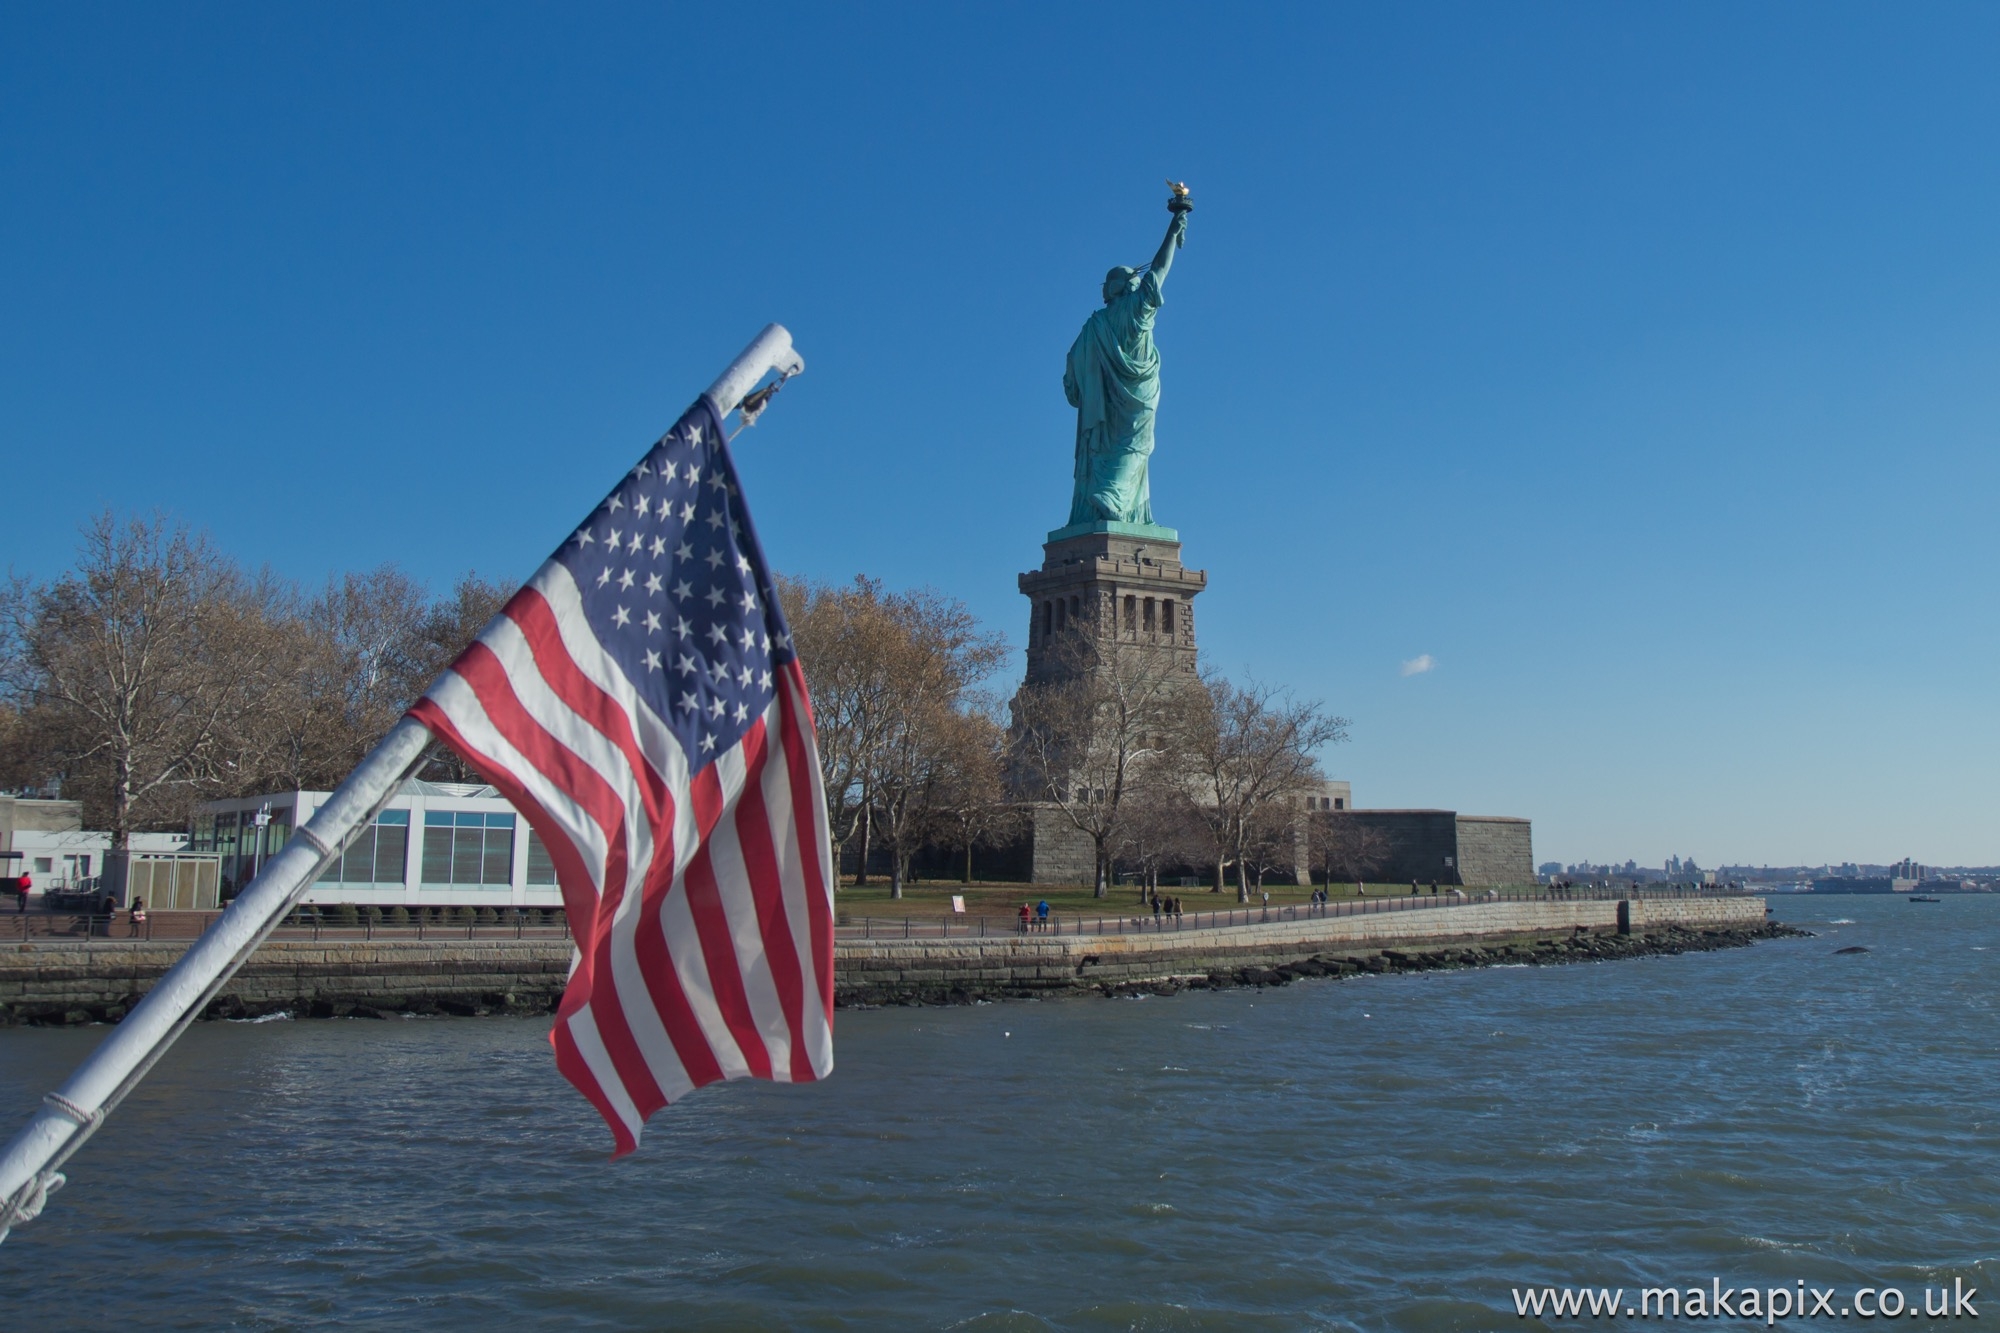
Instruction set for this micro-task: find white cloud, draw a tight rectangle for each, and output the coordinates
[1399,653,1436,678]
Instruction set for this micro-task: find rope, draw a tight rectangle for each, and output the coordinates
[0,1170,66,1244]
[0,1091,104,1243]
[42,1092,100,1129]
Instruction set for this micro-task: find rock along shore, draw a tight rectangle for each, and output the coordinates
[0,896,1795,1027]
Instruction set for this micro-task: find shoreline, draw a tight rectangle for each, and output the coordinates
[0,896,1789,1026]
[1072,920,1807,1003]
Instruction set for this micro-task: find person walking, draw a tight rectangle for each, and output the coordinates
[129,897,147,938]
[13,871,28,913]
[1036,899,1050,933]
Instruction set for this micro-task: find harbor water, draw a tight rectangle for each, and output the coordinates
[0,895,1993,1329]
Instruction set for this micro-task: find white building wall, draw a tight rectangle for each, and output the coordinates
[197,782,565,909]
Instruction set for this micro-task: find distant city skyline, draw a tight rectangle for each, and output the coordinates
[1544,857,1997,882]
[5,5,1999,863]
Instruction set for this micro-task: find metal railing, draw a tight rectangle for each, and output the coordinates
[8,884,1752,947]
[8,908,571,945]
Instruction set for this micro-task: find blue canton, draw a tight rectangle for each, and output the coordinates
[553,398,797,771]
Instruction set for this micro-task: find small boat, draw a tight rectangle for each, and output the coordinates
[1908,895,1941,903]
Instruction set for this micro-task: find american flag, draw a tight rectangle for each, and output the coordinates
[407,396,834,1155]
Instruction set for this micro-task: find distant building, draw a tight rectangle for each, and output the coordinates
[1299,780,1352,813]
[12,829,189,893]
[1811,876,1898,894]
[0,796,83,851]
[193,780,563,908]
[0,795,189,894]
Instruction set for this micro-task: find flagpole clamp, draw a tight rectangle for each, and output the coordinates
[730,367,798,437]
[702,323,804,423]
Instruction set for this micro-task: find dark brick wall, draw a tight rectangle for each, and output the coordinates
[1336,810,1464,886]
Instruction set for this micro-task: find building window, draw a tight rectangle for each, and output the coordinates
[1143,597,1156,632]
[1068,594,1080,622]
[526,830,557,886]
[1123,595,1136,633]
[315,810,410,885]
[260,807,293,863]
[1162,599,1175,634]
[1334,797,1345,810]
[422,810,516,886]
[1040,601,1051,638]
[33,857,51,874]
[1054,599,1065,631]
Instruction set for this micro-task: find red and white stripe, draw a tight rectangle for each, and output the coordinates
[407,560,835,1155]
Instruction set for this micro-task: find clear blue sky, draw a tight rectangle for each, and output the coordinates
[5,4,1997,868]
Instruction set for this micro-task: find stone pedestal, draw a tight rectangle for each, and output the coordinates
[1017,521,1207,688]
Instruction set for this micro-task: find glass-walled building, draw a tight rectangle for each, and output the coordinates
[191,780,563,908]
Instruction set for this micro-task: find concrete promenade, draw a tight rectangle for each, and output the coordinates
[0,894,1772,1023]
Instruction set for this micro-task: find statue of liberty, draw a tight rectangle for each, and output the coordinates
[1063,184,1192,530]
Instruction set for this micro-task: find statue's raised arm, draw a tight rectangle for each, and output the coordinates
[1149,185,1193,292]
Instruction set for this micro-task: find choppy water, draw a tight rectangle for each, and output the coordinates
[1,896,1994,1330]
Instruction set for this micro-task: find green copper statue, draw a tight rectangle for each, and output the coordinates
[1063,183,1193,531]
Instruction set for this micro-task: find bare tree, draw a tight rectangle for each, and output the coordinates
[1240,798,1301,893]
[782,577,1004,894]
[1178,673,1349,902]
[251,566,432,791]
[1010,636,1188,897]
[930,707,1019,884]
[0,699,50,796]
[1,514,520,824]
[1115,775,1205,897]
[0,513,286,846]
[779,576,902,882]
[861,590,1007,899]
[868,698,961,898]
[406,573,512,784]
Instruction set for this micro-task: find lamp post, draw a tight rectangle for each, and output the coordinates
[250,804,272,883]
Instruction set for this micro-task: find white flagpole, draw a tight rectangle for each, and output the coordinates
[0,324,804,1244]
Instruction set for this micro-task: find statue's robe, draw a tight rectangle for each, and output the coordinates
[1064,269,1163,526]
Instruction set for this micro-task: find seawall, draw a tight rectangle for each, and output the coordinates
[835,896,1775,1003]
[0,897,1778,1024]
